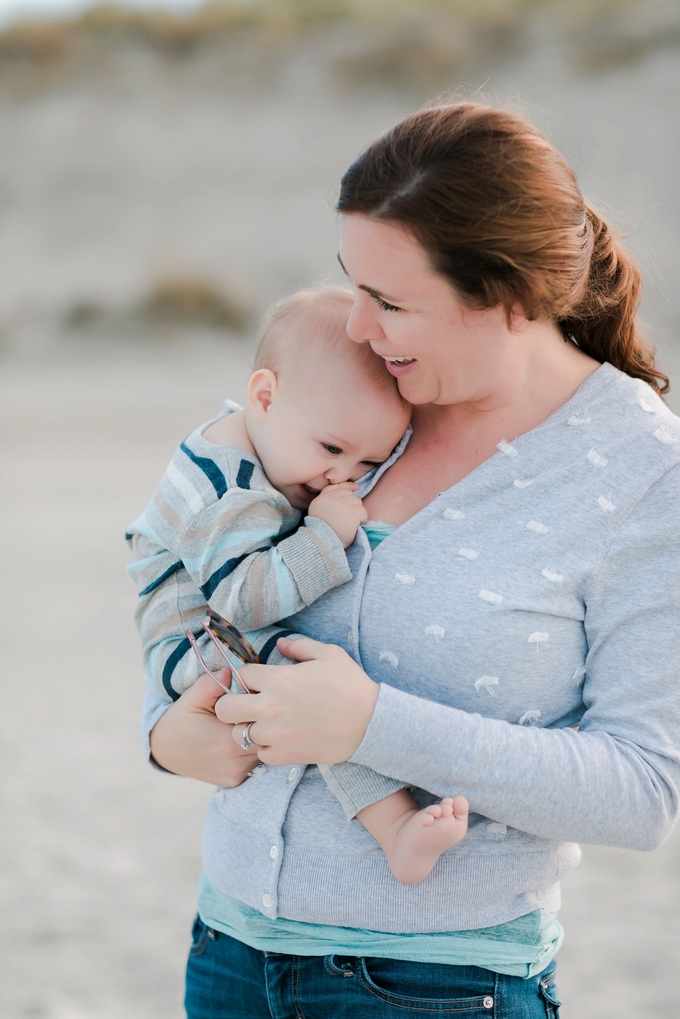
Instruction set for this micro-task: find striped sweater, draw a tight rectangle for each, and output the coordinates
[126,401,353,701]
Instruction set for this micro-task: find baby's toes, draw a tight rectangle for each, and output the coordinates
[439,799,454,817]
[452,795,470,819]
[425,804,443,819]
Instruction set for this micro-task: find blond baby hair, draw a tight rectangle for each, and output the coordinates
[253,284,401,395]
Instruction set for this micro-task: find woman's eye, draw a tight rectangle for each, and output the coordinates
[376,297,401,313]
[322,443,343,455]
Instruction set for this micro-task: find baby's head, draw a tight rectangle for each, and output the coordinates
[246,285,411,509]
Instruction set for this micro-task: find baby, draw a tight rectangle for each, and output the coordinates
[127,285,468,884]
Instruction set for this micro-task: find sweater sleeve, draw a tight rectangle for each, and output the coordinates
[131,451,351,632]
[350,464,680,851]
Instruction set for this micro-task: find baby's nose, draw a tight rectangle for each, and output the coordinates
[325,465,351,484]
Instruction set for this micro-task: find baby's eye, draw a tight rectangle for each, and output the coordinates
[322,443,343,455]
[375,297,401,313]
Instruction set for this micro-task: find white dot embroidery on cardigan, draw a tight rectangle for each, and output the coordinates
[479,590,503,605]
[518,710,541,725]
[528,632,549,651]
[568,414,591,426]
[654,426,678,446]
[526,520,549,535]
[487,821,508,838]
[425,625,446,641]
[394,573,416,585]
[587,448,608,469]
[572,664,587,686]
[379,651,399,670]
[637,397,654,413]
[513,476,533,489]
[597,495,616,513]
[458,548,479,560]
[541,567,563,583]
[475,676,499,695]
[497,439,519,458]
[443,505,465,520]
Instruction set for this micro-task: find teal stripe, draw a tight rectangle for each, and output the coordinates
[362,520,397,550]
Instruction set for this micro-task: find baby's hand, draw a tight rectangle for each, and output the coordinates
[308,482,368,549]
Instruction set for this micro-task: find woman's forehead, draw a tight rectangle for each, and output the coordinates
[340,214,443,297]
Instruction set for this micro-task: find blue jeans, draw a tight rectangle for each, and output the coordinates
[185,916,562,1018]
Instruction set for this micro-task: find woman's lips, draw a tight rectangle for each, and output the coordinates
[384,357,417,377]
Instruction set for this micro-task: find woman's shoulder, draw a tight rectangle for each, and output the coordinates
[540,363,680,489]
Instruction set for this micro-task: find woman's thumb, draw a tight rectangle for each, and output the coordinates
[185,670,232,710]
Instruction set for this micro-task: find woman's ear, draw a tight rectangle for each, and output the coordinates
[247,369,278,422]
[509,302,531,332]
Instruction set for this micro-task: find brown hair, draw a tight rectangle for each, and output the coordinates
[338,102,668,394]
[254,284,403,396]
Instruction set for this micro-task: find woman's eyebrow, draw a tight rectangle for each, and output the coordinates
[337,253,401,304]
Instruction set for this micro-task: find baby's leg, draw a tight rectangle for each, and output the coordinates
[318,762,468,883]
[357,789,469,885]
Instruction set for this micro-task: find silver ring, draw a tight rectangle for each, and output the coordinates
[240,722,259,751]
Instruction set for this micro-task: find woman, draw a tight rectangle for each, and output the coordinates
[146,102,680,1017]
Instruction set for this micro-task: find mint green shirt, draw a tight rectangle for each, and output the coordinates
[198,876,563,978]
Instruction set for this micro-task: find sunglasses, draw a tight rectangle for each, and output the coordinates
[186,609,260,695]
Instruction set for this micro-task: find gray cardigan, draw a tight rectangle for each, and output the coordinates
[140,363,680,933]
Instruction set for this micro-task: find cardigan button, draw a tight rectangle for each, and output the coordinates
[288,768,298,782]
[262,893,272,908]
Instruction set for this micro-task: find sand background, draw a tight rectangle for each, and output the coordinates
[1,3,680,1015]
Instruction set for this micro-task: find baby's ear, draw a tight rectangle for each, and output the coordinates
[247,369,278,421]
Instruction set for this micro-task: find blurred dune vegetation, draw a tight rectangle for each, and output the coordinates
[0,0,678,85]
[0,0,677,347]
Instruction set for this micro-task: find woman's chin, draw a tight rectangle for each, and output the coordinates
[395,374,437,406]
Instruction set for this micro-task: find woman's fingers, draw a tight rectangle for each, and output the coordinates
[275,636,345,663]
[230,721,268,751]
[184,669,234,713]
[206,639,379,765]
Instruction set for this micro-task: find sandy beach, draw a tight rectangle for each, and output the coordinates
[1,4,679,1015]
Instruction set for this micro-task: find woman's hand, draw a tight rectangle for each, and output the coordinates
[214,637,380,766]
[149,672,259,786]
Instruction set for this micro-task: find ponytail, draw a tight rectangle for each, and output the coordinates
[557,206,668,394]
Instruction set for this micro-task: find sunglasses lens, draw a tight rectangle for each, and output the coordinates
[206,609,260,664]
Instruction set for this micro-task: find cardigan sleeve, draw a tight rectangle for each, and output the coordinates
[350,464,680,850]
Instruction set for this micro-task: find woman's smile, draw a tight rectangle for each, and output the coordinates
[382,356,418,377]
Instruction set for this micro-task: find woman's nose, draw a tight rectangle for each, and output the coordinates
[346,298,385,344]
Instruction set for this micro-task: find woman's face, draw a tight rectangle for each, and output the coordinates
[339,213,522,408]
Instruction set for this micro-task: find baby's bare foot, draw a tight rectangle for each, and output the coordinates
[387,796,469,884]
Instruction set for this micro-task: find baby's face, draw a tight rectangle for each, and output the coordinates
[254,373,410,510]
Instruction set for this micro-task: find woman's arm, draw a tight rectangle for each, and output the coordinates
[221,467,680,850]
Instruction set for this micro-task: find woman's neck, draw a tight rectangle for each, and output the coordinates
[363,335,600,527]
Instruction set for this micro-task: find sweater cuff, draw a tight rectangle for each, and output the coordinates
[277,516,352,604]
[348,683,468,790]
[140,690,174,768]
